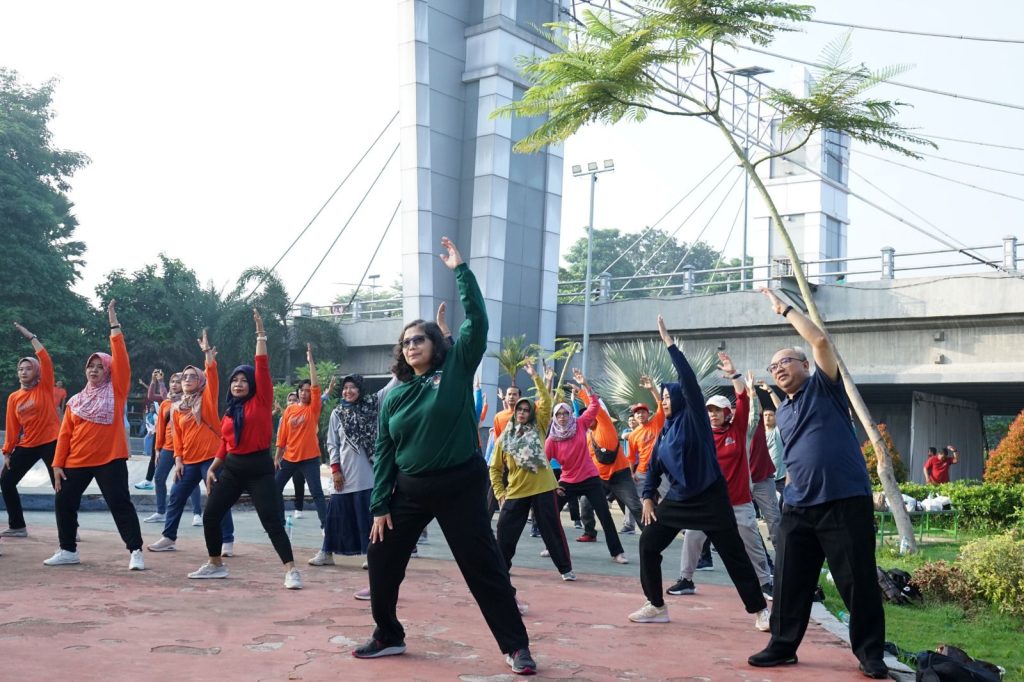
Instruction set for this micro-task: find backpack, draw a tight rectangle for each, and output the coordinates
[589,432,620,466]
[877,567,911,605]
[886,567,922,603]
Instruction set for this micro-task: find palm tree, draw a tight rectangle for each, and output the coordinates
[493,0,922,551]
[490,334,530,387]
[593,338,718,421]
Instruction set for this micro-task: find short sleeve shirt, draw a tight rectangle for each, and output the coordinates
[777,364,872,507]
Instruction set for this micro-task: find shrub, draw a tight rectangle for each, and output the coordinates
[862,424,907,485]
[958,530,1024,618]
[909,560,977,608]
[985,409,1024,484]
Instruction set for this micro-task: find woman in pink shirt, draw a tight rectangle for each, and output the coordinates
[545,385,627,564]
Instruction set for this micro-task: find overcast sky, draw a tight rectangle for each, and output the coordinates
[3,0,1021,308]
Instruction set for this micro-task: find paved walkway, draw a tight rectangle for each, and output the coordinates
[0,504,882,681]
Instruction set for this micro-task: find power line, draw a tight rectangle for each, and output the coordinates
[857,149,1024,202]
[913,150,1024,177]
[808,18,1024,45]
[242,111,399,304]
[921,134,1024,153]
[703,198,746,288]
[288,143,400,308]
[341,201,402,312]
[738,44,1024,112]
[667,168,744,273]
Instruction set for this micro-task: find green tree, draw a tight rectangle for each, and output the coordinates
[495,0,930,551]
[332,278,403,319]
[0,69,99,408]
[558,228,725,300]
[94,254,221,383]
[214,267,292,381]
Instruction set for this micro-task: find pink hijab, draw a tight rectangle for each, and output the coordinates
[18,357,41,389]
[67,352,115,425]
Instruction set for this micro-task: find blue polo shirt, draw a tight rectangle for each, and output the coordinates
[777,364,872,507]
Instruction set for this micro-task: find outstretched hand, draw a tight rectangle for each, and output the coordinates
[638,375,654,390]
[253,309,266,334]
[523,357,537,377]
[198,329,217,359]
[13,322,33,340]
[572,367,588,388]
[107,299,119,328]
[759,287,788,315]
[656,315,672,347]
[439,237,463,270]
[717,351,736,378]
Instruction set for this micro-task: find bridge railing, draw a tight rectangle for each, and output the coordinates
[288,298,404,322]
[558,237,1020,303]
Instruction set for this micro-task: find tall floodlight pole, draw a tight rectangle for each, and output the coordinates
[572,159,615,376]
[724,66,772,289]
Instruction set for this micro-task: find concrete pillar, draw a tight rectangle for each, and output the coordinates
[880,246,895,280]
[598,271,612,301]
[1003,235,1018,271]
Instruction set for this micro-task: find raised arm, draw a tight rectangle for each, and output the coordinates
[717,352,746,396]
[13,322,43,353]
[757,379,782,408]
[199,330,219,425]
[657,315,702,411]
[306,343,319,387]
[108,300,130,399]
[525,360,551,433]
[761,288,837,380]
[253,309,268,358]
[436,301,454,345]
[441,237,488,372]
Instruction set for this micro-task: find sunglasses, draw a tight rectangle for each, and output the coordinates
[402,335,427,349]
[181,373,201,381]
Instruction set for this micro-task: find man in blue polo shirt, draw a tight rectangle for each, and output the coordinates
[748,289,886,680]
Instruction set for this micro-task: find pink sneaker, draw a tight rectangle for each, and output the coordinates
[353,586,371,601]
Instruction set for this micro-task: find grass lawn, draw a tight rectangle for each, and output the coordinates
[817,533,1024,681]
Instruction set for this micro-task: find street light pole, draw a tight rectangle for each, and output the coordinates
[572,159,615,377]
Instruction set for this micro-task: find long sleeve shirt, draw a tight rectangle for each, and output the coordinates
[489,374,556,500]
[643,345,722,502]
[4,347,59,453]
[577,387,632,480]
[171,361,221,464]
[276,386,323,462]
[712,390,752,505]
[544,393,601,484]
[154,398,174,452]
[370,264,487,515]
[54,335,130,469]
[627,402,666,474]
[216,354,273,458]
[147,380,168,404]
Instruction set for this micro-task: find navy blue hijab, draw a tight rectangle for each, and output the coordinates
[225,364,256,445]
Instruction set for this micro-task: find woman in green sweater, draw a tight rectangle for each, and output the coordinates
[353,237,536,676]
[491,360,574,591]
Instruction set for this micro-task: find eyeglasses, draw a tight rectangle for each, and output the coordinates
[402,335,427,349]
[515,406,532,413]
[181,373,201,380]
[766,357,801,374]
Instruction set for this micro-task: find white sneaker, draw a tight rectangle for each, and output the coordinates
[755,608,771,632]
[284,568,303,589]
[628,600,670,623]
[129,549,145,571]
[143,513,164,523]
[516,598,529,615]
[361,559,369,570]
[293,510,304,519]
[561,571,577,582]
[540,549,550,557]
[147,536,176,552]
[191,514,203,527]
[612,553,629,564]
[221,542,234,557]
[308,550,334,566]
[188,562,228,579]
[43,549,80,566]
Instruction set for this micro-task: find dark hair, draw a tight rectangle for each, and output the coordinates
[505,385,522,397]
[297,379,311,390]
[390,319,448,382]
[941,447,951,457]
[928,446,938,456]
[513,398,536,425]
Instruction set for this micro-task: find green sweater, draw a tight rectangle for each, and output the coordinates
[370,263,487,515]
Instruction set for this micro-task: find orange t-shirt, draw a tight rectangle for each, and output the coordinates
[578,387,631,480]
[627,403,666,474]
[53,335,130,469]
[171,361,221,464]
[154,398,174,452]
[276,386,322,462]
[3,348,60,453]
[493,408,513,439]
[53,386,67,410]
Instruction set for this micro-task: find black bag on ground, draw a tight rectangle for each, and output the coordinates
[877,567,911,605]
[887,567,923,603]
[915,650,1001,682]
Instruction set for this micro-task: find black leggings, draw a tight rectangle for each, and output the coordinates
[54,458,142,553]
[203,450,293,563]
[557,476,624,556]
[497,489,572,575]
[1,440,56,529]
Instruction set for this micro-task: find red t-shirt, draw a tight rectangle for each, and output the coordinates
[216,354,273,458]
[924,455,953,483]
[748,419,776,483]
[712,391,751,506]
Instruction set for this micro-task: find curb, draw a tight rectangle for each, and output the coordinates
[810,603,915,680]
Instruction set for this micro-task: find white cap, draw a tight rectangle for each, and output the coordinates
[705,395,732,410]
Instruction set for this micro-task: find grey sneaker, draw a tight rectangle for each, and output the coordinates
[1,527,28,538]
[143,513,164,523]
[561,571,577,582]
[43,549,80,566]
[188,562,228,579]
[147,536,176,552]
[308,550,335,566]
[284,568,303,590]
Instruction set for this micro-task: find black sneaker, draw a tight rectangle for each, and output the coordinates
[352,638,407,659]
[574,520,583,530]
[760,581,775,600]
[529,526,541,538]
[748,648,798,667]
[666,578,696,595]
[506,648,537,675]
[695,555,714,571]
[859,659,888,679]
